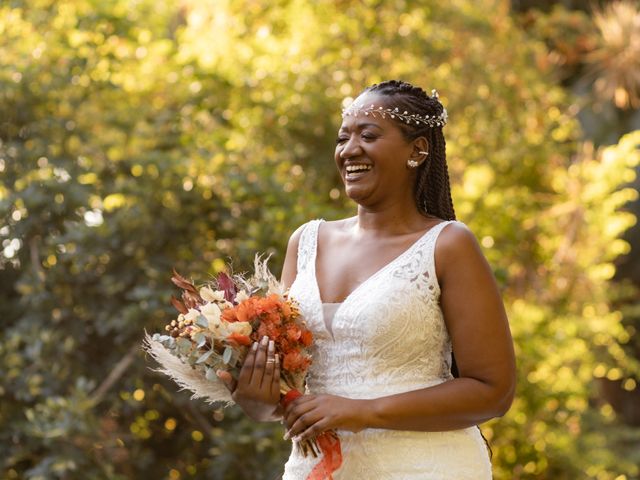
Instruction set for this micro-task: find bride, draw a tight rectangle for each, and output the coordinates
[218,80,516,479]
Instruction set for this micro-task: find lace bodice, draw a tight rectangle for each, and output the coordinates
[283,219,492,479]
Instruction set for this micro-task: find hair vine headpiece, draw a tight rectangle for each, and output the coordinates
[342,100,448,128]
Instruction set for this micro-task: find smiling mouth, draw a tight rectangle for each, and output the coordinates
[344,164,372,180]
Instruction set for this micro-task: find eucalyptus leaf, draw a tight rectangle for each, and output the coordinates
[222,346,233,365]
[196,314,209,328]
[205,367,218,382]
[196,349,214,364]
[176,338,192,355]
[193,332,206,348]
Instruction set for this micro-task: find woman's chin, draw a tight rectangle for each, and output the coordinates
[344,184,368,202]
[345,189,380,209]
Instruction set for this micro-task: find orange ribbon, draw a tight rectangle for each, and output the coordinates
[281,390,343,480]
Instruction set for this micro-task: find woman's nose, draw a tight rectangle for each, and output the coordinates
[339,136,362,159]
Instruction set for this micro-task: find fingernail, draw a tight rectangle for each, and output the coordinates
[268,340,274,352]
[283,430,290,440]
[292,435,302,442]
[252,342,258,351]
[261,335,269,346]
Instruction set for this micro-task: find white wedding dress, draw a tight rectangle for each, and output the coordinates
[282,219,492,479]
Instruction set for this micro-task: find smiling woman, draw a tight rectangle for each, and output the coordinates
[220,80,516,479]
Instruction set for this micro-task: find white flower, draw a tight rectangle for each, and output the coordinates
[200,286,226,303]
[201,302,221,321]
[184,308,200,323]
[226,321,252,337]
[235,290,250,303]
[201,302,222,331]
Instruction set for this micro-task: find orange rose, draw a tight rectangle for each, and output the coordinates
[283,350,311,373]
[226,332,252,347]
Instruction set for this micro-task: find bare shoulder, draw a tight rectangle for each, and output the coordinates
[435,221,487,281]
[286,223,307,252]
[437,221,480,252]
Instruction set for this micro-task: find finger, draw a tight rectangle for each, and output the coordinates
[285,410,322,439]
[293,418,330,443]
[250,335,269,385]
[284,400,317,431]
[270,353,281,398]
[237,341,258,385]
[215,370,237,392]
[261,340,276,389]
[284,394,316,415]
[284,397,313,424]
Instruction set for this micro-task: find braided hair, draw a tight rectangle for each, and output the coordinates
[362,80,456,221]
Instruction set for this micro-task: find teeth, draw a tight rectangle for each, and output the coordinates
[345,164,372,172]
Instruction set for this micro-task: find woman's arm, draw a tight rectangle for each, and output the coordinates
[284,222,516,438]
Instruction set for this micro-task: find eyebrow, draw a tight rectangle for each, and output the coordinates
[339,121,383,132]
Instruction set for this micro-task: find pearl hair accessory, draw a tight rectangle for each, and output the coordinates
[342,92,448,127]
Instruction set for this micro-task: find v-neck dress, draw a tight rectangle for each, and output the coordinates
[282,219,492,479]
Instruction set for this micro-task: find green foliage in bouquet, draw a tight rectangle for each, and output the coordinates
[1,0,639,479]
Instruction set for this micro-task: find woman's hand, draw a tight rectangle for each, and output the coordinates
[217,335,281,422]
[283,394,368,442]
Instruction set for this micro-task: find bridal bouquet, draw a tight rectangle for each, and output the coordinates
[143,256,341,470]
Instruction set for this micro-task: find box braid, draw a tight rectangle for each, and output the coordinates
[364,80,456,221]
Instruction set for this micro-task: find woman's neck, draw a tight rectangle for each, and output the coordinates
[353,200,432,237]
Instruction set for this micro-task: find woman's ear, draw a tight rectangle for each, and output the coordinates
[409,137,429,166]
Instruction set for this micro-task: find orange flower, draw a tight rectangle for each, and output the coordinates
[283,350,311,373]
[266,321,283,340]
[277,338,292,354]
[227,332,252,347]
[221,308,238,323]
[256,294,281,315]
[300,329,313,347]
[286,323,302,342]
[281,300,292,318]
[256,322,268,339]
[264,310,283,326]
[236,298,260,322]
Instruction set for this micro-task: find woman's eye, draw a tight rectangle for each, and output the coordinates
[361,133,377,141]
[336,137,348,144]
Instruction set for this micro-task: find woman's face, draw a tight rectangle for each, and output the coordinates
[334,92,420,209]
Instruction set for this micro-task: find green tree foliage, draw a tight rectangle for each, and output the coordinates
[1,0,639,478]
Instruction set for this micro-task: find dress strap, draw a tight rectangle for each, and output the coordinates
[422,220,457,297]
[296,219,323,275]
